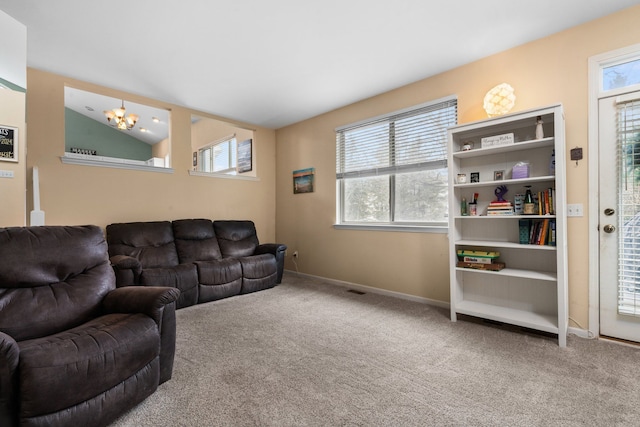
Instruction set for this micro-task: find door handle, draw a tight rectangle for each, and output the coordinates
[603,224,616,233]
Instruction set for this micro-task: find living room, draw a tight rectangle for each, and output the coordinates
[2,2,640,426]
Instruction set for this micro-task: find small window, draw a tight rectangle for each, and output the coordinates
[199,137,237,174]
[603,58,640,91]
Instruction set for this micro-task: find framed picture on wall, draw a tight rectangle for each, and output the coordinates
[0,125,18,162]
[293,168,315,194]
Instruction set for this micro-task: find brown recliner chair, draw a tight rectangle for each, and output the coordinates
[0,225,180,427]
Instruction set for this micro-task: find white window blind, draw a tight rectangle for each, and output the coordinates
[617,98,640,316]
[336,97,457,227]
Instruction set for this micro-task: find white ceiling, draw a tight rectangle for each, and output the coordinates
[1,0,639,129]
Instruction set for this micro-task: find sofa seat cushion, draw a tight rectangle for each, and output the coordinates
[18,313,160,418]
[140,264,198,309]
[194,258,243,303]
[238,254,277,294]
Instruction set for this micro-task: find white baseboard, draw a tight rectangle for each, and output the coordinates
[284,269,450,309]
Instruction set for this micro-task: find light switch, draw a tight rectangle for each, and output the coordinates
[0,170,14,178]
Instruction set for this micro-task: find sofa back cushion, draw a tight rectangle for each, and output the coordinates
[172,219,222,263]
[213,220,259,258]
[107,221,179,268]
[0,225,114,341]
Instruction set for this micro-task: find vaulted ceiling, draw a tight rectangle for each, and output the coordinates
[1,1,638,129]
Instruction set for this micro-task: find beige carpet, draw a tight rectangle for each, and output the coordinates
[112,273,640,426]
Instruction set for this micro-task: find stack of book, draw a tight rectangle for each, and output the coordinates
[486,200,514,216]
[456,250,506,271]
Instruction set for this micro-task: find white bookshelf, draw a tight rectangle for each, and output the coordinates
[447,104,568,347]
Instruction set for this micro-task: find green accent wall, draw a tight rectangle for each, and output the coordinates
[65,108,152,161]
[0,77,25,93]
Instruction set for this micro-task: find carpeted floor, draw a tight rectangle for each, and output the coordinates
[112,273,640,426]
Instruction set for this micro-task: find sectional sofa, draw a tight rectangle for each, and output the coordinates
[106,219,287,309]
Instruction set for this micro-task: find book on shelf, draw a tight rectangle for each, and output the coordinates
[487,200,514,215]
[518,218,556,245]
[456,261,506,271]
[535,188,555,215]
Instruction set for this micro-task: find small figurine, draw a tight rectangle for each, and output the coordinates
[535,116,544,139]
[495,185,508,202]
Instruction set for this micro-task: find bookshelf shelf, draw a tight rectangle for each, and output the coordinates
[447,104,568,347]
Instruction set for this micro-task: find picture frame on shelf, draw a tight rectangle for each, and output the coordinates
[494,170,504,181]
[470,172,480,183]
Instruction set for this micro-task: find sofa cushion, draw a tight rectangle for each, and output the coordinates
[107,221,180,269]
[194,258,243,303]
[238,253,277,294]
[173,219,222,263]
[213,220,259,258]
[18,313,160,418]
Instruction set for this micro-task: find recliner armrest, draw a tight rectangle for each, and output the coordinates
[255,243,287,256]
[255,243,287,284]
[103,286,180,325]
[0,332,19,427]
[102,286,181,384]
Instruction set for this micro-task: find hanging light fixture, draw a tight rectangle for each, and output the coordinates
[104,100,139,130]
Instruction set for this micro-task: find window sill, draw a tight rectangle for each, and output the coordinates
[61,154,174,174]
[333,223,447,233]
[188,170,259,181]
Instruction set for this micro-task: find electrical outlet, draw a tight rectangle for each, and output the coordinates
[293,251,299,259]
[0,170,14,178]
[567,203,583,217]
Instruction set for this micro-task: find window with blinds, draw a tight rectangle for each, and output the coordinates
[336,97,457,228]
[198,136,237,174]
[617,99,640,316]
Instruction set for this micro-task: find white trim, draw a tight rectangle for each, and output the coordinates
[188,170,259,181]
[61,154,174,173]
[285,270,450,309]
[587,43,640,340]
[333,223,447,234]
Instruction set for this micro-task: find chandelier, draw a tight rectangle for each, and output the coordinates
[104,100,139,130]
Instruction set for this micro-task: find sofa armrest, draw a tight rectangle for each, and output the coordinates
[256,243,287,284]
[103,286,180,325]
[103,286,181,384]
[0,332,19,426]
[110,255,142,287]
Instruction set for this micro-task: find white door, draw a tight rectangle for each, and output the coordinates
[599,92,640,342]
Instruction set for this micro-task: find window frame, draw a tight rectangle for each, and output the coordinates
[197,134,237,174]
[335,96,457,233]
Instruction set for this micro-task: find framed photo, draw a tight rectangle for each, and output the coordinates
[293,168,315,194]
[0,125,18,162]
[494,170,504,181]
[237,139,252,173]
[470,172,480,183]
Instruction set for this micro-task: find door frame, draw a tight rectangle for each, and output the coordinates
[588,43,640,339]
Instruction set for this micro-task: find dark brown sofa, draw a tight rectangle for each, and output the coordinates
[106,219,286,309]
[0,225,180,427]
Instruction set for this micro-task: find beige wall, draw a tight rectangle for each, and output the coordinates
[25,69,278,241]
[275,6,640,327]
